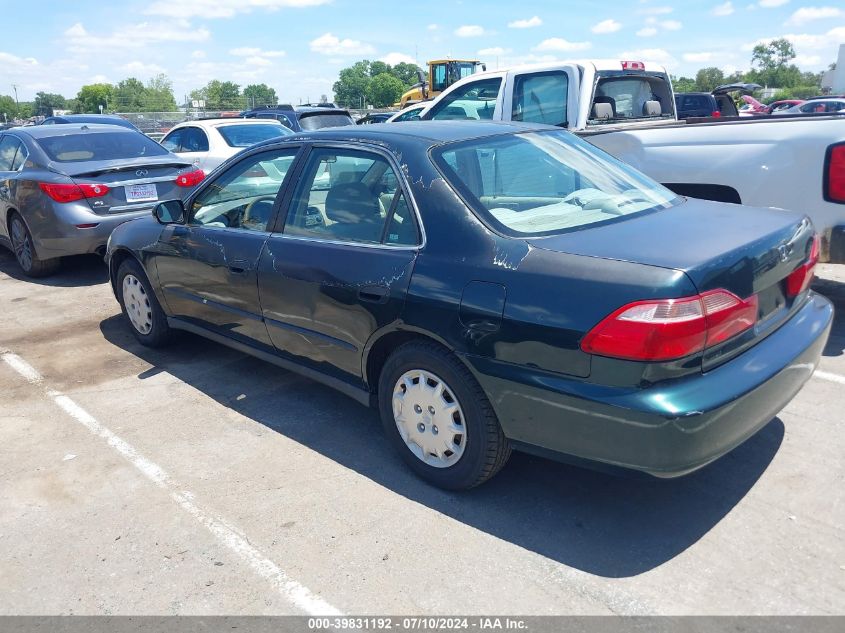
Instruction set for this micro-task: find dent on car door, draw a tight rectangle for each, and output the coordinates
[258,145,421,383]
[153,146,302,348]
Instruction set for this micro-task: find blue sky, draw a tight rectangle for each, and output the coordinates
[1,0,843,106]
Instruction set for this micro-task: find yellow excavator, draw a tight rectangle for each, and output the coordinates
[397,59,486,108]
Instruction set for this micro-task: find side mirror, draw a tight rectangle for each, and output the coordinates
[153,199,185,224]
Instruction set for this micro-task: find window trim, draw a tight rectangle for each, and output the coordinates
[271,141,425,251]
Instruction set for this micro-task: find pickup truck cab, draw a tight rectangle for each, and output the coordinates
[421,60,845,263]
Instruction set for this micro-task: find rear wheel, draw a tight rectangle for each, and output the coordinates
[378,341,511,490]
[116,258,171,347]
[9,213,60,277]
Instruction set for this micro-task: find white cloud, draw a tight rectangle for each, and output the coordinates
[794,54,822,65]
[309,33,375,56]
[638,6,673,15]
[660,20,683,30]
[455,25,485,37]
[120,61,166,76]
[636,27,658,37]
[63,21,210,53]
[380,52,417,66]
[741,26,845,69]
[478,47,511,56]
[683,52,715,63]
[592,19,622,34]
[508,16,542,29]
[534,38,592,52]
[191,50,207,59]
[619,48,677,68]
[713,2,735,15]
[145,0,331,19]
[758,0,789,7]
[230,47,286,57]
[786,6,842,25]
[427,24,439,30]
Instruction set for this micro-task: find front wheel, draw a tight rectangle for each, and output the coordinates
[116,258,171,347]
[378,341,511,490]
[9,213,60,277]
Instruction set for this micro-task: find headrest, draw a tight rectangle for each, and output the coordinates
[324,182,380,224]
[643,100,662,116]
[593,103,613,120]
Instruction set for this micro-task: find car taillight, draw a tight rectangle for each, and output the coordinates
[785,234,820,298]
[824,143,845,203]
[39,182,110,203]
[711,111,721,118]
[580,289,758,362]
[176,169,205,187]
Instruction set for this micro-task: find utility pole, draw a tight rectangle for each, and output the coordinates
[11,84,19,111]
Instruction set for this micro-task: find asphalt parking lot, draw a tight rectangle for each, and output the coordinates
[1,249,843,616]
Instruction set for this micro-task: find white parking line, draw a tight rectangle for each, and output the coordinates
[814,370,845,386]
[1,351,342,617]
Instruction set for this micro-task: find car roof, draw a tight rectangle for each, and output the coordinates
[171,118,285,129]
[13,123,141,139]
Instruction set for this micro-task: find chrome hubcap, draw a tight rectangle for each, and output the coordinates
[392,369,466,468]
[122,274,153,335]
[10,219,32,271]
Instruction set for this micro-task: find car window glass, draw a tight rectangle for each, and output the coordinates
[10,140,27,170]
[0,136,19,171]
[428,77,501,121]
[512,72,568,126]
[182,127,209,152]
[161,129,184,152]
[190,148,299,232]
[396,108,422,122]
[38,132,169,162]
[284,148,406,245]
[384,192,419,246]
[217,124,291,147]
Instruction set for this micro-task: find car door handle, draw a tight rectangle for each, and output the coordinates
[358,285,389,304]
[228,259,251,275]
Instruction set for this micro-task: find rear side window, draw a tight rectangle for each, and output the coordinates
[297,113,355,131]
[181,127,209,152]
[11,141,28,170]
[217,124,291,147]
[161,128,184,152]
[512,72,568,126]
[427,78,502,121]
[0,136,20,171]
[38,131,169,162]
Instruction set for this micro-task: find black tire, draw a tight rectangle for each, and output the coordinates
[115,258,172,347]
[9,213,60,278]
[378,341,511,490]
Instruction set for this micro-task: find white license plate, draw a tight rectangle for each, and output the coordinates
[125,183,158,202]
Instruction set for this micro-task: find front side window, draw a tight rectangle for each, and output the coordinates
[395,107,423,122]
[284,148,418,246]
[190,148,299,232]
[37,131,169,162]
[512,72,568,126]
[433,130,679,236]
[161,128,184,152]
[427,78,501,121]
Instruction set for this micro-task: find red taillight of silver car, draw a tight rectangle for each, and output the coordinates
[175,169,205,188]
[39,182,110,203]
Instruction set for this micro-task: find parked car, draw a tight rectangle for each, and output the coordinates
[779,99,845,115]
[386,103,428,122]
[0,124,201,276]
[40,114,140,131]
[160,118,293,173]
[766,99,805,114]
[106,122,832,490]
[242,104,354,131]
[356,112,394,125]
[675,83,762,119]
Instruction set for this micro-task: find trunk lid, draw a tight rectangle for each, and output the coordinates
[712,82,762,96]
[528,198,816,368]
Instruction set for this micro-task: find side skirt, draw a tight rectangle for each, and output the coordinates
[167,317,374,408]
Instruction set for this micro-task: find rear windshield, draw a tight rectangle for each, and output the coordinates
[37,131,170,163]
[589,72,675,124]
[298,112,354,131]
[217,123,292,147]
[432,129,679,236]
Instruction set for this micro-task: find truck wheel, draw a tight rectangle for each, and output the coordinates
[116,258,171,347]
[378,341,511,490]
[9,213,60,277]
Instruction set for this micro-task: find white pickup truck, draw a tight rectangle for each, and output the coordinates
[419,59,845,263]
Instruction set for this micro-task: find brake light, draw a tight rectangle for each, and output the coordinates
[785,235,820,298]
[711,111,721,118]
[621,61,645,71]
[825,143,845,203]
[176,169,205,187]
[581,289,758,361]
[39,182,110,203]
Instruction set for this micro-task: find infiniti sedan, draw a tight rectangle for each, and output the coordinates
[0,124,202,276]
[106,122,832,489]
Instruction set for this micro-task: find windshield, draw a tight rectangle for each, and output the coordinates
[217,123,292,147]
[37,131,170,163]
[432,129,679,236]
[298,113,355,131]
[589,72,675,125]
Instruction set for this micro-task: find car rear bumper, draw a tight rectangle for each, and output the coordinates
[464,292,833,477]
[32,204,152,259]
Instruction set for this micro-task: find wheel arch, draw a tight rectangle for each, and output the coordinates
[108,247,143,294]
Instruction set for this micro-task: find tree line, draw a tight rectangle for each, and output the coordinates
[333,60,422,108]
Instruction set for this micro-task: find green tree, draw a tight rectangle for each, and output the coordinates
[747,38,803,88]
[75,83,114,113]
[191,80,241,109]
[366,73,405,107]
[392,62,423,87]
[145,74,178,111]
[333,60,372,108]
[243,83,278,108]
[0,95,21,121]
[671,76,696,93]
[113,78,147,111]
[32,92,67,117]
[695,67,725,92]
